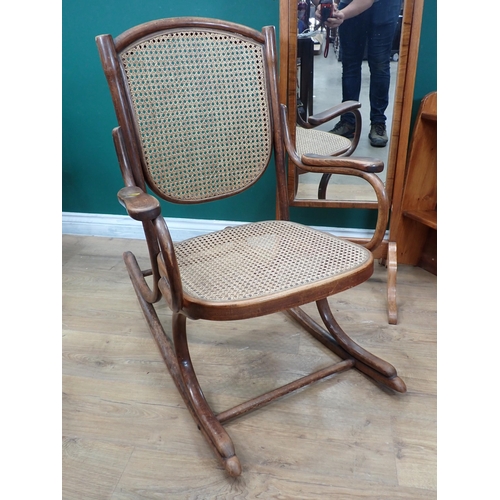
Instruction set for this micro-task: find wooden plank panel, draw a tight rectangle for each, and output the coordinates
[393,416,437,490]
[62,437,133,500]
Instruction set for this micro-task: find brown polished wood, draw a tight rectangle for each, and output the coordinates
[280,103,389,255]
[95,17,407,477]
[216,358,354,424]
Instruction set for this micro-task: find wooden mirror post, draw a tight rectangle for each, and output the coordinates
[278,0,425,324]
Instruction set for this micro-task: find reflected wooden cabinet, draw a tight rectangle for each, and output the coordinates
[389,91,437,272]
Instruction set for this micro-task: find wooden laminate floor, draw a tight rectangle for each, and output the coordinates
[62,234,437,499]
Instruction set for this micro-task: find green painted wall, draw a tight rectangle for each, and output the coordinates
[62,0,436,228]
[413,0,437,122]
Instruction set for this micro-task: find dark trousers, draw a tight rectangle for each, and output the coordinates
[338,0,401,125]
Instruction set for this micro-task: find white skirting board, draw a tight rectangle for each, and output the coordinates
[62,212,383,242]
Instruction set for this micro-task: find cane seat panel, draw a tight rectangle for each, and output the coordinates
[159,221,372,304]
[295,127,351,158]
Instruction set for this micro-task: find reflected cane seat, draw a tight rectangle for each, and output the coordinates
[295,126,352,158]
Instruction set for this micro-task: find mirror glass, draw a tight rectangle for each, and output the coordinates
[294,1,403,203]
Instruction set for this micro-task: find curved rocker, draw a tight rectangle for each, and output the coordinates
[286,306,406,393]
[127,246,405,476]
[172,312,242,477]
[124,251,242,476]
[127,247,405,476]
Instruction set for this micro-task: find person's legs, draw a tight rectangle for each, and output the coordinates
[339,10,368,109]
[331,2,370,136]
[366,0,401,146]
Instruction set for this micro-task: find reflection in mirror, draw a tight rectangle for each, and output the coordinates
[294,1,403,203]
[290,0,406,206]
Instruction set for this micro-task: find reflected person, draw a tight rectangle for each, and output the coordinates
[313,0,402,147]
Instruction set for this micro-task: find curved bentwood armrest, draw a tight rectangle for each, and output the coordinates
[280,104,389,251]
[300,153,384,173]
[118,186,183,309]
[306,100,360,127]
[117,186,161,221]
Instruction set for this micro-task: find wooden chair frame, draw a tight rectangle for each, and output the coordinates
[96,17,406,477]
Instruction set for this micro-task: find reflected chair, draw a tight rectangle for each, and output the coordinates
[296,100,362,199]
[96,17,406,477]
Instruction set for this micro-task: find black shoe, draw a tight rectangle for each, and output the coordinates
[330,120,355,139]
[369,123,388,147]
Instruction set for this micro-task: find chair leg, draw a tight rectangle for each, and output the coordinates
[286,305,406,393]
[171,313,242,477]
[318,173,331,199]
[386,241,398,325]
[316,299,396,377]
[125,250,404,476]
[124,252,242,477]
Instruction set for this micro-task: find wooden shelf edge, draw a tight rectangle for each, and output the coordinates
[403,209,437,229]
[421,111,437,121]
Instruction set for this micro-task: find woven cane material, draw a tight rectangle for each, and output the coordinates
[120,29,272,202]
[173,220,371,302]
[296,127,351,157]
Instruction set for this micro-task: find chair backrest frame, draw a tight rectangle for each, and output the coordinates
[96,17,289,219]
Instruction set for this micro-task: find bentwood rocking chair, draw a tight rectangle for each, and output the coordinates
[96,17,406,477]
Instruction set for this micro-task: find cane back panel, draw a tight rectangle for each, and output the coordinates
[119,28,273,203]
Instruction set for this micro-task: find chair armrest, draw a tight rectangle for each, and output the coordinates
[308,101,362,157]
[117,186,161,221]
[302,155,389,251]
[280,105,388,251]
[307,100,361,127]
[300,153,384,173]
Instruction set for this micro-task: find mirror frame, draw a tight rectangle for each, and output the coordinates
[279,0,425,209]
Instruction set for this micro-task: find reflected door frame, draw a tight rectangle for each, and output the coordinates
[279,0,425,209]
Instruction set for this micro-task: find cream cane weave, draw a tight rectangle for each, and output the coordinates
[173,220,371,302]
[120,29,272,202]
[295,126,351,157]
